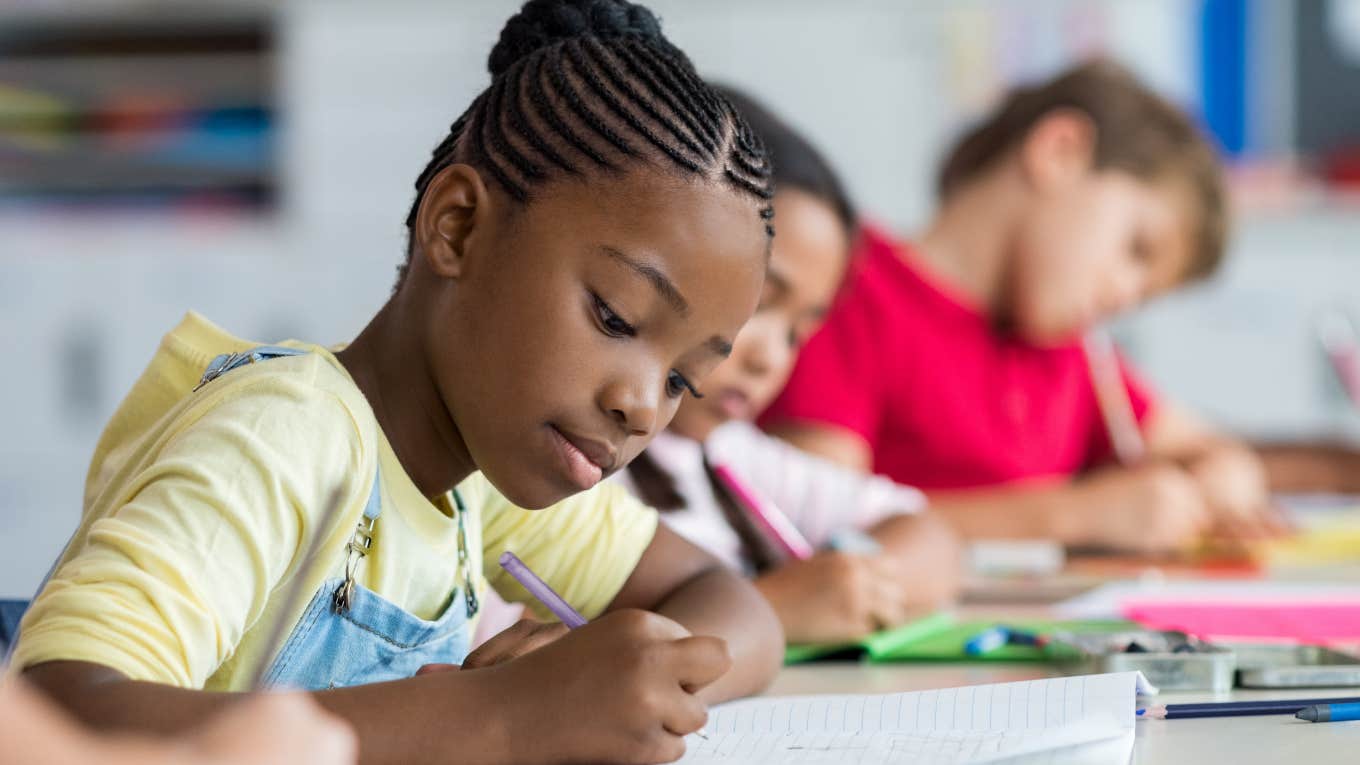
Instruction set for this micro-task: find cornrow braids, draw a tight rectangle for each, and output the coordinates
[396,0,774,288]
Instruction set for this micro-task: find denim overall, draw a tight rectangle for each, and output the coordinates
[7,346,481,691]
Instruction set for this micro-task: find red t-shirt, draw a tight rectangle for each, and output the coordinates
[760,224,1156,490]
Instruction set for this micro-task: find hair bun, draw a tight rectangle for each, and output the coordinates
[489,0,668,77]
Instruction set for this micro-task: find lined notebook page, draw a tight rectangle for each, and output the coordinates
[680,672,1141,765]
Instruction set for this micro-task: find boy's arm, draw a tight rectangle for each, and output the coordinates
[927,463,1213,555]
[603,524,784,703]
[1253,441,1360,494]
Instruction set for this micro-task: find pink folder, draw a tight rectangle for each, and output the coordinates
[1126,600,1360,644]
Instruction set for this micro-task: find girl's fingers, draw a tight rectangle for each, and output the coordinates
[669,636,732,692]
[415,663,460,676]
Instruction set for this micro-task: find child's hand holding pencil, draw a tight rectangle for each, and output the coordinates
[473,609,729,764]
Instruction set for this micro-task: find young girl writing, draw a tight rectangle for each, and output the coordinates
[762,60,1280,554]
[621,87,961,645]
[12,2,784,763]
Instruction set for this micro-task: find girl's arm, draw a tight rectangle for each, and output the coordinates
[26,605,731,765]
[602,523,784,702]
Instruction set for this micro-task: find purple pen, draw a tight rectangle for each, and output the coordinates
[499,551,588,629]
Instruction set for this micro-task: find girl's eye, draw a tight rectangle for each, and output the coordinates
[593,294,636,337]
[666,370,703,399]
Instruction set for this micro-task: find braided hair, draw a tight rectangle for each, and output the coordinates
[397,0,775,287]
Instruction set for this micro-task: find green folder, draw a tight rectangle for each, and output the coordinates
[784,615,1137,664]
[784,613,955,664]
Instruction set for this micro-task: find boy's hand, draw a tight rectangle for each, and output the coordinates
[484,608,728,765]
[1185,446,1288,540]
[755,551,909,644]
[1074,463,1212,554]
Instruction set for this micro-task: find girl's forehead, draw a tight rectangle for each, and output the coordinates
[525,170,768,265]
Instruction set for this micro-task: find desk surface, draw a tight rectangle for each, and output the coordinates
[767,663,1360,764]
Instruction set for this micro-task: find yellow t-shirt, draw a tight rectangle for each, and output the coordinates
[12,312,658,690]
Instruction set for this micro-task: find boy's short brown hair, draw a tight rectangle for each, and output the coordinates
[938,59,1227,281]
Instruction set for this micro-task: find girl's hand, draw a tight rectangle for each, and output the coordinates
[482,608,729,765]
[460,618,571,670]
[754,551,909,644]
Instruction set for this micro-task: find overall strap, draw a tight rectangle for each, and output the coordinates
[191,344,391,613]
[195,345,308,391]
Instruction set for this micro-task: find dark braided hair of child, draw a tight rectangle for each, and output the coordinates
[395,0,776,289]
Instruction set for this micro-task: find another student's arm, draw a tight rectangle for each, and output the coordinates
[765,421,873,472]
[3,675,355,765]
[928,465,1214,554]
[1141,403,1281,536]
[1253,441,1360,494]
[603,524,784,703]
[708,424,959,643]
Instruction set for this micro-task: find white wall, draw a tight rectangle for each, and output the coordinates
[1,0,1356,596]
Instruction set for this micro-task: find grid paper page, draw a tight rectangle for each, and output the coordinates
[679,672,1139,765]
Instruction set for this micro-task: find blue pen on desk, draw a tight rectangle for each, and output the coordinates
[1297,702,1360,723]
[965,626,1010,655]
[499,551,587,629]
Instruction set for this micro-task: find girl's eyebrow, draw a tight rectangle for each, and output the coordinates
[597,244,732,359]
[599,244,690,317]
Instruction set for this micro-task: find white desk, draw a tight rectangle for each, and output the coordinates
[768,663,1360,764]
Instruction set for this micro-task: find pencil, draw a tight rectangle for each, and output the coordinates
[1138,696,1360,720]
[710,463,814,560]
[1083,328,1145,466]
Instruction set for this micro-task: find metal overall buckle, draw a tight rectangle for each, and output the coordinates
[333,514,376,613]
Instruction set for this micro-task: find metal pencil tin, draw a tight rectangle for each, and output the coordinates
[1062,630,1236,692]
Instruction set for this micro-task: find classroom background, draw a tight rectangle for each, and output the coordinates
[2,0,1358,597]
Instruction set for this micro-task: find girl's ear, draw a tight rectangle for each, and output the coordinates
[414,164,491,280]
[1018,107,1097,193]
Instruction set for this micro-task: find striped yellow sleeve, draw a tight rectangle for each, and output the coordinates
[479,477,658,621]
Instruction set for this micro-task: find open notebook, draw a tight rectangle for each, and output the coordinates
[680,672,1151,765]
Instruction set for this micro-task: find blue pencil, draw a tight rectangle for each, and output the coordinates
[1297,702,1360,723]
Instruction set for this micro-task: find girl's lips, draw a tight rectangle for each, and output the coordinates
[715,388,752,420]
[548,425,609,490]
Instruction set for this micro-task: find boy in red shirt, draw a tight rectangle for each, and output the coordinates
[762,60,1280,554]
